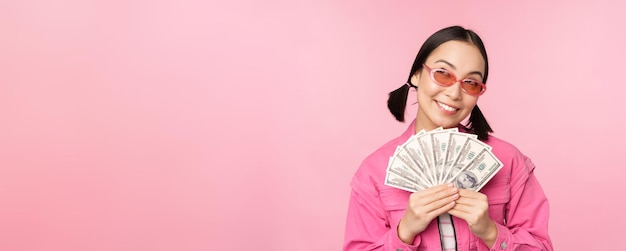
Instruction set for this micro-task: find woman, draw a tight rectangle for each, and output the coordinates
[343,26,553,251]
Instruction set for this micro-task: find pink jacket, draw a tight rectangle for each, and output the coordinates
[344,121,553,251]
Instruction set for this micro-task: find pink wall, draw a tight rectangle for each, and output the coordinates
[1,0,624,250]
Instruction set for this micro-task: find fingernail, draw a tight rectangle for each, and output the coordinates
[447,183,454,187]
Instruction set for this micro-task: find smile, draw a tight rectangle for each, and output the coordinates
[436,101,459,112]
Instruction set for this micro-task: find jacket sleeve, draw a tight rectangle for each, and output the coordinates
[478,155,554,251]
[343,168,422,251]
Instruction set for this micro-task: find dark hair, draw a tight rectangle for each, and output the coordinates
[387,26,493,140]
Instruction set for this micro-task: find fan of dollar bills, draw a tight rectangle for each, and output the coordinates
[385,128,503,192]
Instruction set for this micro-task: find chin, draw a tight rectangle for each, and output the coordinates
[440,124,458,129]
[435,120,461,129]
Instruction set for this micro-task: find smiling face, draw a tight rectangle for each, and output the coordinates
[411,40,486,132]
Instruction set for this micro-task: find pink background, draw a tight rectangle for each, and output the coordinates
[1,1,624,250]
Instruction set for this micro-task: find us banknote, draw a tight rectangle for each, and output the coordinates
[384,128,502,192]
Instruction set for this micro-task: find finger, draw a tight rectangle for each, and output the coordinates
[450,203,474,214]
[451,197,473,206]
[429,200,457,217]
[411,184,457,205]
[421,185,459,208]
[455,196,490,212]
[416,184,456,198]
[458,189,486,200]
[424,193,459,214]
[447,207,470,220]
[455,193,489,210]
[409,189,458,214]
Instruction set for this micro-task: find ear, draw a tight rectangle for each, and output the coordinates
[410,72,420,87]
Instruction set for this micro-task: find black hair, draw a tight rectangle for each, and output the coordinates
[387,26,493,140]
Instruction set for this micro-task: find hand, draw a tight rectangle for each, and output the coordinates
[397,184,459,244]
[448,189,497,247]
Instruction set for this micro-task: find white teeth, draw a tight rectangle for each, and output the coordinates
[437,101,457,112]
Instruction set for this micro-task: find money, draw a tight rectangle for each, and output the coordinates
[416,133,436,184]
[444,136,491,183]
[442,132,477,183]
[430,128,457,184]
[450,149,503,191]
[401,137,434,185]
[387,155,430,188]
[393,147,432,186]
[384,171,423,192]
[384,128,503,192]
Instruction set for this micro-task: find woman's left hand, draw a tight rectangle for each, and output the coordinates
[448,189,498,247]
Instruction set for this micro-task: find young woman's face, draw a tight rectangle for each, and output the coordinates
[411,40,485,131]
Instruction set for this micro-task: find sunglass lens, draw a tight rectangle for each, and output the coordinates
[462,82,483,95]
[433,71,453,86]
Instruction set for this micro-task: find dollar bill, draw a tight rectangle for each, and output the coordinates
[386,154,431,187]
[384,171,424,192]
[401,136,434,185]
[430,128,457,184]
[441,132,475,183]
[449,149,503,191]
[444,136,490,183]
[385,129,503,193]
[415,133,437,184]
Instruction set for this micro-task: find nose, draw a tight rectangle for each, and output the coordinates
[444,80,463,100]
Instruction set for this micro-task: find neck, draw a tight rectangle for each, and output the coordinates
[413,117,459,134]
[413,111,444,133]
[414,122,439,134]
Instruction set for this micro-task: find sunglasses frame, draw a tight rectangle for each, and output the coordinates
[422,64,486,96]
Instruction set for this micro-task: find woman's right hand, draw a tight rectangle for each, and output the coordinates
[397,183,459,244]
